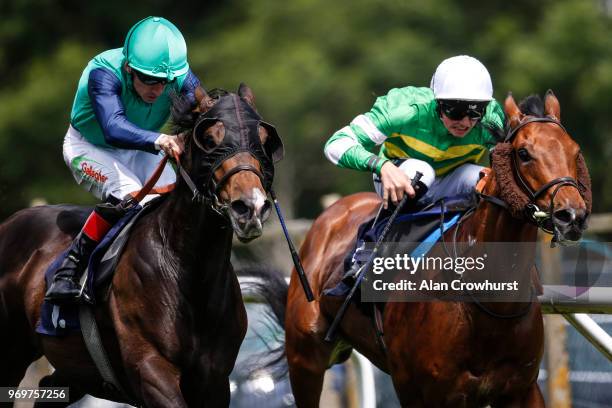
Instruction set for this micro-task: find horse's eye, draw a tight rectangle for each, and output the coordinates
[517,148,532,162]
[196,134,219,153]
[194,121,225,153]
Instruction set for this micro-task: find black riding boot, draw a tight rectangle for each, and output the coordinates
[44,232,99,304]
[341,180,429,287]
[341,242,369,286]
[44,197,136,305]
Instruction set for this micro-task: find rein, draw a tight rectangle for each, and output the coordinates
[129,151,263,218]
[128,155,174,202]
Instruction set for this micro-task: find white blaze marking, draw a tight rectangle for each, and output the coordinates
[251,188,266,213]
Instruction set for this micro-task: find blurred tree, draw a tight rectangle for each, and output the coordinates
[0,0,610,220]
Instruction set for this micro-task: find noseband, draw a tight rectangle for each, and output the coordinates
[480,116,582,235]
[175,160,264,216]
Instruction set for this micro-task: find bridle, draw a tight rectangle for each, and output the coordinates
[175,159,255,218]
[465,116,579,318]
[175,94,266,218]
[479,116,581,236]
[174,151,266,218]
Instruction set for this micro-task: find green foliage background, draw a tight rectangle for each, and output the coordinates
[1,0,611,219]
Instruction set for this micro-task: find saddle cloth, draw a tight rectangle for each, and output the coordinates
[325,193,477,298]
[36,197,164,336]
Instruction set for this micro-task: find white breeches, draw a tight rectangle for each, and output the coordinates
[373,158,482,204]
[63,125,176,204]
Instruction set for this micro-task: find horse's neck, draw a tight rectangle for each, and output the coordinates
[455,175,538,318]
[469,176,538,242]
[152,187,234,287]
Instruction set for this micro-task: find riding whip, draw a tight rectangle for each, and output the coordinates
[270,189,314,302]
[324,172,423,342]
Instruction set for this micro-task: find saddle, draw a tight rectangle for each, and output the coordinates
[323,191,480,365]
[36,196,165,336]
[349,168,493,282]
[352,195,474,264]
[324,166,494,303]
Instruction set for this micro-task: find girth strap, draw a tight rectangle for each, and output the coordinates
[79,305,136,404]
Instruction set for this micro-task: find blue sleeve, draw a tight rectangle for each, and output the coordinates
[88,68,159,153]
[180,69,201,105]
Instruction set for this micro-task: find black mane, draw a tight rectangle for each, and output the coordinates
[518,94,545,117]
[170,88,229,134]
[486,94,546,143]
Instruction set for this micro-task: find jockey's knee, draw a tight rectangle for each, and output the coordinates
[397,159,436,189]
[451,163,483,192]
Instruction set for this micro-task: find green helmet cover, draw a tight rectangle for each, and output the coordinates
[123,16,189,81]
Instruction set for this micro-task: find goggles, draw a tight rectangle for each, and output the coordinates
[132,69,172,85]
[438,99,489,121]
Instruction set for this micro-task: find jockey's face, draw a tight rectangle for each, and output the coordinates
[440,113,479,138]
[126,66,166,104]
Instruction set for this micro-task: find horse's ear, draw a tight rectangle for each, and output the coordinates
[194,86,215,113]
[544,89,561,122]
[504,92,523,129]
[238,82,257,110]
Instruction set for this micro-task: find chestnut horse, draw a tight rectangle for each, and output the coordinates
[258,91,591,407]
[0,85,283,407]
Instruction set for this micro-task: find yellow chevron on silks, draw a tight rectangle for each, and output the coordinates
[382,136,486,176]
[394,134,485,161]
[435,152,486,175]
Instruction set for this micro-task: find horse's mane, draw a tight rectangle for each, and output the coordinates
[170,88,229,134]
[484,94,545,144]
[518,94,545,117]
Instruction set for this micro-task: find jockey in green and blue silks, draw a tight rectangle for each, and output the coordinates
[46,17,203,304]
[324,55,505,209]
[70,16,197,163]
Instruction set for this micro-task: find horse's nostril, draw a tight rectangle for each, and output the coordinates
[575,208,588,229]
[231,200,251,218]
[260,200,272,220]
[553,208,574,224]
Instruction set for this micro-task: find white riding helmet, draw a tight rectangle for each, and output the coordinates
[430,55,493,101]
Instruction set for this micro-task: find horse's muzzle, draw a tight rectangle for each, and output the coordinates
[229,197,272,242]
[553,206,588,242]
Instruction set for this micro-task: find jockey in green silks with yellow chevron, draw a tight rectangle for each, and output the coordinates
[324,55,505,209]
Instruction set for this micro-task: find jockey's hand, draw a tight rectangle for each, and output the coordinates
[156,133,185,158]
[380,161,415,209]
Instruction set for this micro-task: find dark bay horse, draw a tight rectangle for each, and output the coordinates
[259,91,591,407]
[0,84,283,407]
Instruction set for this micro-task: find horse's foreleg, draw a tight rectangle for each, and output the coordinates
[0,351,33,390]
[493,382,545,408]
[128,353,186,408]
[32,372,86,408]
[196,375,231,407]
[518,383,545,408]
[181,355,236,407]
[287,360,327,408]
[0,296,40,389]
[286,328,333,408]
